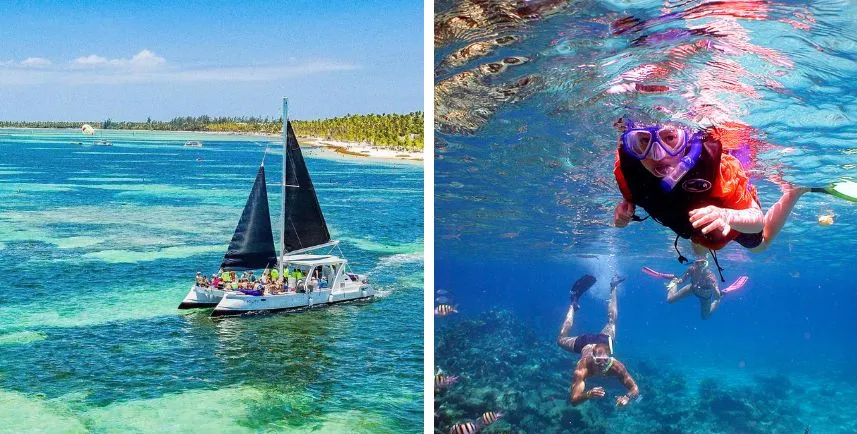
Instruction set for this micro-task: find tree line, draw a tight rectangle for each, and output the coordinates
[0,112,424,151]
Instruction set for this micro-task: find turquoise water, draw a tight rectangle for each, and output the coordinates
[0,129,423,432]
[436,1,857,433]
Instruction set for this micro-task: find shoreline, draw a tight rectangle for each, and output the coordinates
[0,127,424,164]
[298,136,423,165]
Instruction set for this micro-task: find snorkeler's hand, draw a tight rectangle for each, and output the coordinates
[614,200,635,228]
[688,205,731,237]
[586,387,605,400]
[615,395,630,407]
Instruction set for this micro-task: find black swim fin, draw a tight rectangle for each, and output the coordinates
[570,274,596,308]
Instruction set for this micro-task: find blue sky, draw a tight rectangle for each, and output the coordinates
[0,0,423,121]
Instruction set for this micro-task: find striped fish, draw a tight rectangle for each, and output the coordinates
[435,304,458,316]
[434,374,459,389]
[448,421,480,434]
[480,411,503,425]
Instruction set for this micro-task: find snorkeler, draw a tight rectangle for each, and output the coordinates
[642,259,748,319]
[558,275,640,407]
[612,119,811,266]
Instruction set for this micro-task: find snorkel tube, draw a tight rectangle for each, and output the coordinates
[660,131,702,191]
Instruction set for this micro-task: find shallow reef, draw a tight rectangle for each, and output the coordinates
[435,309,839,433]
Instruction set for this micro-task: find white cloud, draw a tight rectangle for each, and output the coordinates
[21,57,52,66]
[73,50,164,69]
[74,54,108,65]
[128,49,165,68]
[0,50,359,85]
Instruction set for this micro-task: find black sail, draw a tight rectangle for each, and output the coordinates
[220,165,278,270]
[284,121,331,252]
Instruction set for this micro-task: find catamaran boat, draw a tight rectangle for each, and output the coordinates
[178,98,373,316]
[184,141,203,147]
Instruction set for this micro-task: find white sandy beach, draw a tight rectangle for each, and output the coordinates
[298,136,424,164]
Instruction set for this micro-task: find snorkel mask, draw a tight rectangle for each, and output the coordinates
[592,352,615,373]
[621,120,703,192]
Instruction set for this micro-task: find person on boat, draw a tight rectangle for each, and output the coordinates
[211,273,221,289]
[642,259,748,319]
[293,268,304,280]
[613,119,809,268]
[559,275,640,407]
[195,272,205,287]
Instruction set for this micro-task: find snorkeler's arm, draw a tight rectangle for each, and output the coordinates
[612,360,640,400]
[721,201,765,233]
[613,150,636,228]
[677,267,693,285]
[689,203,764,236]
[570,365,592,405]
[614,200,636,228]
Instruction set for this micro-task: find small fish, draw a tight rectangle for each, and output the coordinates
[480,411,504,425]
[436,289,449,295]
[434,374,459,389]
[435,304,458,317]
[805,426,811,434]
[499,231,520,239]
[449,421,480,434]
[435,296,451,304]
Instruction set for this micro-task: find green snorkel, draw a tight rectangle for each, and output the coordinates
[601,357,615,374]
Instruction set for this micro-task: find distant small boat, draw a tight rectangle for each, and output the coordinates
[184,141,203,148]
[93,140,112,146]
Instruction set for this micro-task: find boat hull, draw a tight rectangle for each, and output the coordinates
[178,285,226,309]
[211,286,374,317]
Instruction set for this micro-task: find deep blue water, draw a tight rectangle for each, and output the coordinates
[0,129,423,432]
[435,1,857,432]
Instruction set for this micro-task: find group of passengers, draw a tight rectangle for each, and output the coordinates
[194,267,327,295]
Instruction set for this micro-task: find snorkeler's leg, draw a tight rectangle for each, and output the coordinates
[751,187,810,252]
[557,303,578,352]
[701,298,718,320]
[600,278,619,339]
[667,284,694,303]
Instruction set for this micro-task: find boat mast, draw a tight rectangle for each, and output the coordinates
[279,97,288,278]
